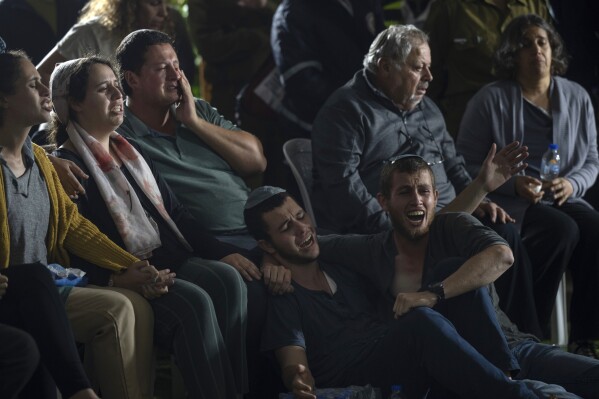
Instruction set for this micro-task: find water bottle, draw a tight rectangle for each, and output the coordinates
[389,384,407,399]
[540,143,561,204]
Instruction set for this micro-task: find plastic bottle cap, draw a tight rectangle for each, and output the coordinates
[549,143,559,150]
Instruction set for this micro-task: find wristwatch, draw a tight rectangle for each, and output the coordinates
[426,281,445,303]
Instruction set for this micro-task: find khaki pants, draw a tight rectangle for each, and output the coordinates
[66,286,154,399]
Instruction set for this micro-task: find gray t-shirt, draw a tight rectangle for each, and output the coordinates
[1,143,50,265]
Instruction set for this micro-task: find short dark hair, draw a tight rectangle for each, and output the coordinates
[48,56,119,146]
[493,14,568,79]
[116,29,174,95]
[244,192,290,241]
[0,50,29,126]
[379,156,435,198]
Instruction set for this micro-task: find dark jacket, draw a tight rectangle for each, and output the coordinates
[271,0,384,135]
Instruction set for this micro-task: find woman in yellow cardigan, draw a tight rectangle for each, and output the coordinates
[0,48,165,398]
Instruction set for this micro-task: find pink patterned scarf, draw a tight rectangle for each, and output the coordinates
[66,121,192,259]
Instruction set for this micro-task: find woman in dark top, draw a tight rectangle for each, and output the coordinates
[50,56,250,399]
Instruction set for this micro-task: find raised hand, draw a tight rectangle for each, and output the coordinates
[173,70,197,126]
[478,141,528,194]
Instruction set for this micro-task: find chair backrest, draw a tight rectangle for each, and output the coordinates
[282,138,317,226]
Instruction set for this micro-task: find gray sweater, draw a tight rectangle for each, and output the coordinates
[457,77,599,224]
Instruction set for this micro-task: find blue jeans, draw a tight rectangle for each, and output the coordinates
[345,254,538,399]
[513,340,599,398]
[345,305,540,399]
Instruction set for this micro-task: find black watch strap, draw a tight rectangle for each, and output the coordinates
[426,282,445,303]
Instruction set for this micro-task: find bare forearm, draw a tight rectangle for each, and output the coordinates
[275,346,314,392]
[441,177,488,214]
[441,245,513,298]
[187,117,266,176]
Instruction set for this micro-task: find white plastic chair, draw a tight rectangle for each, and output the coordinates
[282,138,317,226]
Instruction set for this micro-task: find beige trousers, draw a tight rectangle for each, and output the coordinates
[65,286,154,399]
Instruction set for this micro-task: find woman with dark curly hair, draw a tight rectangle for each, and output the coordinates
[457,14,599,359]
[36,0,194,85]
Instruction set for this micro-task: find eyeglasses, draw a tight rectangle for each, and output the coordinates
[385,153,444,167]
[389,105,446,166]
[385,154,426,164]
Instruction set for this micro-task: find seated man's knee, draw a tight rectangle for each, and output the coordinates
[402,307,444,328]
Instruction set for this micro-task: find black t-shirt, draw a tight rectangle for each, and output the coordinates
[262,262,387,387]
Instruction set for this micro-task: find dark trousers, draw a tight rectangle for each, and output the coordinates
[244,280,286,399]
[0,263,90,398]
[513,339,599,399]
[163,258,248,399]
[0,323,39,399]
[522,202,599,341]
[477,217,543,337]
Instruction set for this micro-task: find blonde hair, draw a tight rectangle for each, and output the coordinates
[79,0,174,40]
